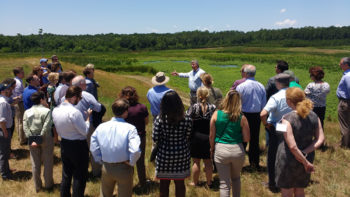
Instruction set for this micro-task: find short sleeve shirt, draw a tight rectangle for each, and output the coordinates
[125,103,149,137]
[264,88,292,125]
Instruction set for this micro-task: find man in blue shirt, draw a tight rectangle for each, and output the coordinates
[236,64,266,169]
[172,60,205,105]
[90,99,141,197]
[260,73,292,192]
[23,75,40,110]
[83,67,99,101]
[337,57,350,148]
[147,72,171,119]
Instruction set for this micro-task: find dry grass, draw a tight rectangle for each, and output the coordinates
[0,57,349,197]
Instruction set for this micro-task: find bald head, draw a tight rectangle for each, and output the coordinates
[243,64,256,77]
[71,75,86,90]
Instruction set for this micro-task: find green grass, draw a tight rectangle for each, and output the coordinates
[1,46,350,196]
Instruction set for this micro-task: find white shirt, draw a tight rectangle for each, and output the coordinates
[54,83,69,105]
[90,117,141,166]
[178,68,205,92]
[12,77,24,100]
[0,95,13,128]
[52,102,89,140]
[304,81,330,107]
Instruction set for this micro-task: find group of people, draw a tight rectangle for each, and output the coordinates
[0,56,349,197]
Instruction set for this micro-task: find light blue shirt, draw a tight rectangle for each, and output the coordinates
[236,78,266,113]
[336,69,350,99]
[264,88,292,125]
[75,91,101,121]
[90,117,141,166]
[179,68,205,92]
[147,85,172,116]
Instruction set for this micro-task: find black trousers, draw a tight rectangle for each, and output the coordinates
[243,112,261,167]
[313,106,326,129]
[60,138,89,197]
[266,126,283,187]
[0,129,11,179]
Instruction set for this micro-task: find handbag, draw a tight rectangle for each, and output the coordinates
[28,135,43,145]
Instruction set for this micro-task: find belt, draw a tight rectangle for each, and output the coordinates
[339,98,350,102]
[104,160,129,164]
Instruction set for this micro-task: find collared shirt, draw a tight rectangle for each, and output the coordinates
[85,77,99,100]
[90,117,141,166]
[74,91,101,121]
[12,76,24,100]
[264,88,292,125]
[54,83,69,106]
[236,78,266,113]
[147,85,172,116]
[230,78,246,90]
[52,102,90,140]
[23,85,38,110]
[23,104,52,137]
[336,69,350,99]
[0,95,13,128]
[178,68,205,92]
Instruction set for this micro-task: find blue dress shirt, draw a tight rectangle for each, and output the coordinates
[147,85,172,116]
[179,68,205,92]
[90,117,141,166]
[23,85,38,110]
[236,78,266,113]
[337,69,350,99]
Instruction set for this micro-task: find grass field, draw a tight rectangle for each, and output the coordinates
[0,47,349,197]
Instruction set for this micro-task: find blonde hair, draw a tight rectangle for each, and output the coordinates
[48,72,59,84]
[196,86,209,103]
[200,73,213,87]
[85,63,95,69]
[286,87,313,119]
[221,90,241,122]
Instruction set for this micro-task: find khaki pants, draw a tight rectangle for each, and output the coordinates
[214,143,245,197]
[100,162,134,197]
[29,136,54,191]
[338,99,350,148]
[87,124,102,176]
[14,102,26,144]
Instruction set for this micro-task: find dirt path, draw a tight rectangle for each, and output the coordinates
[125,75,191,107]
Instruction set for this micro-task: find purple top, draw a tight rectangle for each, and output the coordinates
[125,103,149,137]
[230,78,246,90]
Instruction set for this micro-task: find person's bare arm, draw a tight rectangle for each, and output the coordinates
[0,122,8,138]
[209,111,217,158]
[260,109,274,131]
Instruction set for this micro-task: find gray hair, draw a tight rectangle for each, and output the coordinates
[243,64,256,77]
[191,60,199,66]
[71,75,86,87]
[342,57,350,66]
[85,63,95,69]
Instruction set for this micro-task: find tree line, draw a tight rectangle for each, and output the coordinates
[1,26,350,53]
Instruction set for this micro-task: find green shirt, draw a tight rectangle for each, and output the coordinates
[289,81,303,89]
[215,110,242,145]
[23,104,52,138]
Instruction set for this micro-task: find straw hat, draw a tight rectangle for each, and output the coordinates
[151,72,169,86]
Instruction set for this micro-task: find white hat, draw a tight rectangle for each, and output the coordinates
[151,72,169,86]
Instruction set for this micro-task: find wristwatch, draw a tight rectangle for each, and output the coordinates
[302,151,308,157]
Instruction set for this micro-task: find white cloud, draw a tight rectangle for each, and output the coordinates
[335,24,343,27]
[225,24,231,28]
[275,19,297,27]
[173,25,178,29]
[280,8,286,13]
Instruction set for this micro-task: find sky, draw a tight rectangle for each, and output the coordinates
[0,0,349,35]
